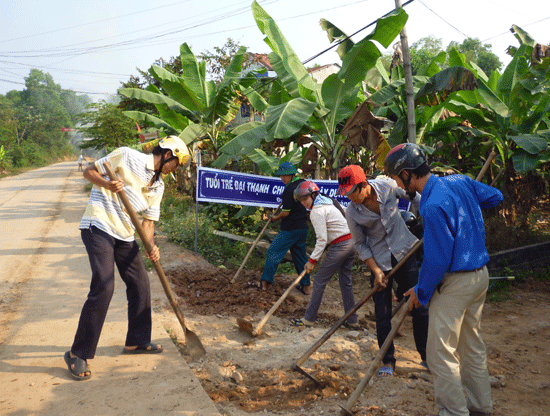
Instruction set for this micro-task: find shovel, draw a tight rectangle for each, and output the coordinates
[103,162,206,358]
[230,202,282,284]
[238,269,308,337]
[291,239,422,383]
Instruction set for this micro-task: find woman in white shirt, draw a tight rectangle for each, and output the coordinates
[291,180,358,329]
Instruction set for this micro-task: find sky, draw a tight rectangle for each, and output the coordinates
[0,0,548,100]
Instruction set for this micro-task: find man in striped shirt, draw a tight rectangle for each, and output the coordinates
[65,136,190,381]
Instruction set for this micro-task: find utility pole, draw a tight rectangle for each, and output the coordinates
[395,0,416,143]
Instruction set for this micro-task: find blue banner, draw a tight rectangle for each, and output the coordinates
[196,167,411,212]
[196,167,349,208]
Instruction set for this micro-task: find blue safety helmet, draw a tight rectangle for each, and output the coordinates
[275,161,298,176]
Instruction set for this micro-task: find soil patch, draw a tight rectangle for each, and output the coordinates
[155,236,550,416]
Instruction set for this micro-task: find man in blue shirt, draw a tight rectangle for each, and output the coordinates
[385,143,503,416]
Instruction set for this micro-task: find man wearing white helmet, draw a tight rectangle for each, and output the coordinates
[65,136,189,381]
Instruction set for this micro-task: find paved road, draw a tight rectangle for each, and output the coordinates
[0,162,220,415]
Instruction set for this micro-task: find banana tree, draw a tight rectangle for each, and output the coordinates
[447,27,550,225]
[370,26,549,226]
[213,0,408,178]
[119,43,248,159]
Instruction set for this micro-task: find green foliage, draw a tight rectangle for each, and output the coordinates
[447,38,502,76]
[409,36,445,75]
[119,42,248,160]
[78,101,139,151]
[0,145,9,171]
[159,204,254,269]
[202,203,261,237]
[197,38,260,83]
[0,69,88,171]
[215,2,408,178]
[486,263,550,303]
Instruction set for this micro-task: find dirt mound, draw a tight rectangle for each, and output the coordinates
[166,267,356,325]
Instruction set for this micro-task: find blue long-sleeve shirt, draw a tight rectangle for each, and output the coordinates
[415,174,503,305]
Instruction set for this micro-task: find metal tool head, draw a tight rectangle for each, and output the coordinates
[185,328,207,358]
[291,363,321,385]
[337,404,355,416]
[237,317,255,336]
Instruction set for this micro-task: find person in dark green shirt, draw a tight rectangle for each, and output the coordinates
[245,162,311,294]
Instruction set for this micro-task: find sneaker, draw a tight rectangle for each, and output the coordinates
[343,322,360,330]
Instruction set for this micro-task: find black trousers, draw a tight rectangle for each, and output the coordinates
[371,254,429,366]
[71,227,152,359]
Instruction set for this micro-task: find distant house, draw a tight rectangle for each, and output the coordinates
[307,63,341,84]
[226,53,275,130]
[227,58,342,130]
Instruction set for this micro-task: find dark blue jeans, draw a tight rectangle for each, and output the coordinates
[71,227,152,359]
[371,254,429,366]
[260,228,310,286]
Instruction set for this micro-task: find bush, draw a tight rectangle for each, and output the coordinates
[159,207,253,268]
[158,180,258,268]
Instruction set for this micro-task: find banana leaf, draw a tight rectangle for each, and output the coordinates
[264,98,317,140]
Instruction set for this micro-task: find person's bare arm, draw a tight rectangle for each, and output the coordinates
[270,210,290,222]
[364,258,387,291]
[83,164,124,193]
[142,219,160,262]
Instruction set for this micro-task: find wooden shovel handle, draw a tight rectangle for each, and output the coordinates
[342,299,411,414]
[293,238,423,368]
[231,202,282,284]
[252,268,308,336]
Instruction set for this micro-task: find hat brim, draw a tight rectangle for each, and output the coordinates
[337,184,359,196]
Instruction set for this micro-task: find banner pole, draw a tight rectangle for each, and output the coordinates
[194,150,201,255]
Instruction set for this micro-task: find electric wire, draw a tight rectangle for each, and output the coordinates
[0,0,192,44]
[482,16,550,42]
[416,0,470,39]
[0,0,374,94]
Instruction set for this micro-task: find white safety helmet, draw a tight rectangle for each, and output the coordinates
[159,136,191,170]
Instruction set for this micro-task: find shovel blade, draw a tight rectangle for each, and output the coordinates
[237,317,255,336]
[185,328,206,358]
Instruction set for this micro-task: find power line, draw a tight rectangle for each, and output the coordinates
[0,0,276,58]
[417,0,470,39]
[0,77,106,95]
[0,0,192,44]
[0,0,373,93]
[482,16,550,42]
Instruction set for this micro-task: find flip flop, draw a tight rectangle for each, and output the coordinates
[64,351,91,381]
[122,343,163,354]
[377,365,394,377]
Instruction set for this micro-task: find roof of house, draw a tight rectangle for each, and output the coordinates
[307,63,341,73]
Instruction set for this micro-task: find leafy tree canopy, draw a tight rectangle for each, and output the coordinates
[78,101,138,151]
[447,37,502,76]
[197,38,261,83]
[409,35,444,74]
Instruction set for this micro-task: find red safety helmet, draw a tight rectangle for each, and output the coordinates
[294,180,320,201]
